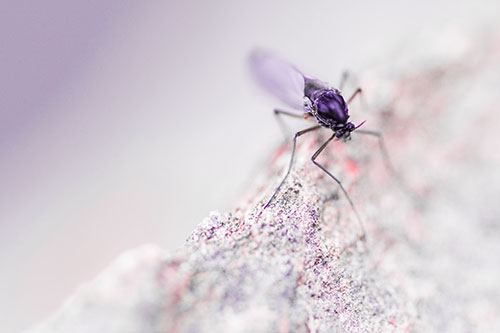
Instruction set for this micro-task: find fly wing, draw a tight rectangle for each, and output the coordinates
[249,50,307,111]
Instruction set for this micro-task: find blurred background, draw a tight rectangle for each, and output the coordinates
[1,1,499,331]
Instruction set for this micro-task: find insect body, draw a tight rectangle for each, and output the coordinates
[250,50,374,240]
[304,82,364,140]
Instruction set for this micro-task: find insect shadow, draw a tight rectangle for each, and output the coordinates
[250,50,398,243]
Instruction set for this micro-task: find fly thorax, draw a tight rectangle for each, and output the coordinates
[312,89,350,127]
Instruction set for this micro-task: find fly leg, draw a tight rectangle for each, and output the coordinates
[339,71,349,91]
[340,70,364,110]
[355,129,419,203]
[311,134,366,245]
[355,129,397,180]
[347,88,363,104]
[263,125,321,209]
[339,71,362,102]
[274,108,307,141]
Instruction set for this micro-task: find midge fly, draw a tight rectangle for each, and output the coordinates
[250,50,393,241]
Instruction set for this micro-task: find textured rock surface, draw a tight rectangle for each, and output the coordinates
[30,30,500,332]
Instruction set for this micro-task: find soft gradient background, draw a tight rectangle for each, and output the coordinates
[1,1,498,331]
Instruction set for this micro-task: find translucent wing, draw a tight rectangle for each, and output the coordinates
[249,50,307,111]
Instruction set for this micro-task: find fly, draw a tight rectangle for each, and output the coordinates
[250,50,394,241]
